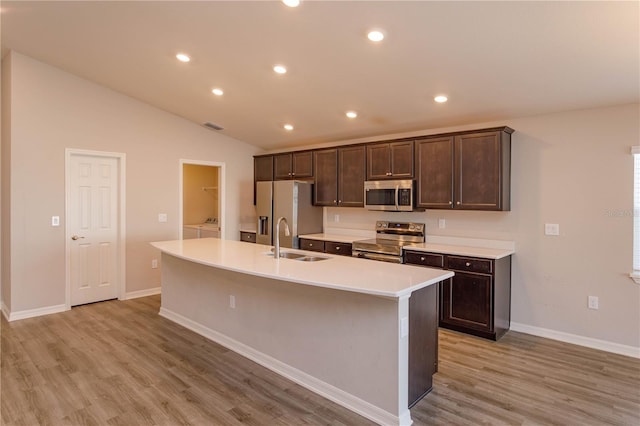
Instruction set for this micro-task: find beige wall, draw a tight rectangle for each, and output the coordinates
[183,164,219,225]
[314,104,640,349]
[2,51,259,312]
[1,51,10,311]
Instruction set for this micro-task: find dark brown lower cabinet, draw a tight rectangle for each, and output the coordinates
[441,273,491,332]
[239,231,256,243]
[299,238,352,256]
[408,283,438,408]
[405,250,512,341]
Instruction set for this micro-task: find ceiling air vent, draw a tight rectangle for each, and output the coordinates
[203,121,224,131]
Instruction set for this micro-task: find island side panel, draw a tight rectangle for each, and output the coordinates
[160,253,403,416]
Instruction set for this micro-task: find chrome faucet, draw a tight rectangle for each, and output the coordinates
[274,217,290,259]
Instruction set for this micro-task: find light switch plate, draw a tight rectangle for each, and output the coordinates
[51,216,60,227]
[545,223,560,236]
[158,213,168,223]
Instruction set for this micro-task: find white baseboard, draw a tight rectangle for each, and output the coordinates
[5,303,69,322]
[510,322,640,359]
[123,287,161,300]
[1,300,10,321]
[159,307,408,426]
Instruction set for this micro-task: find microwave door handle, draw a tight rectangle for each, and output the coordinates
[394,184,399,211]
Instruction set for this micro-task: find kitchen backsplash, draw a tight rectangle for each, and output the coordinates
[323,207,516,243]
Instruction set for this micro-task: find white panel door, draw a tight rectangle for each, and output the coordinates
[69,154,119,306]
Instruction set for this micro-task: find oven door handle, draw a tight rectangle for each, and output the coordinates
[394,184,400,211]
[353,251,402,263]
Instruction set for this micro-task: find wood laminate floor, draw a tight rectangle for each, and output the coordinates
[1,295,639,425]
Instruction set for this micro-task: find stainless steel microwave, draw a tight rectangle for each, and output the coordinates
[364,180,415,211]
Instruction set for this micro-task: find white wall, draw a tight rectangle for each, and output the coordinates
[2,51,259,312]
[308,104,640,350]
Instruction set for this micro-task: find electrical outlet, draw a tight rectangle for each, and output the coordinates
[545,223,560,236]
[158,213,168,223]
[229,295,236,309]
[438,219,446,229]
[588,296,599,310]
[334,214,340,223]
[151,259,158,269]
[51,216,60,227]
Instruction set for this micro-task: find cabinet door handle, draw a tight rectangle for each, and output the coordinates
[420,257,425,261]
[448,201,452,205]
[465,262,471,267]
[309,243,313,246]
[456,201,461,205]
[336,247,340,250]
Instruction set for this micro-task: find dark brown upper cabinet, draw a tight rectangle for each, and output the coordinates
[254,155,274,182]
[314,145,366,207]
[415,127,512,211]
[455,128,511,210]
[415,137,454,209]
[366,140,414,180]
[274,151,313,180]
[253,155,274,205]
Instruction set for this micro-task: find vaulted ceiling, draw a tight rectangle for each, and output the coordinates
[2,1,638,150]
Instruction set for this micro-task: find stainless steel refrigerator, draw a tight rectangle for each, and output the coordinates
[255,180,323,248]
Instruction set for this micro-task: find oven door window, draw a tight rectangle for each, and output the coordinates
[366,188,396,206]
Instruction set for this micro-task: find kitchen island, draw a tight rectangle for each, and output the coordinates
[151,237,453,426]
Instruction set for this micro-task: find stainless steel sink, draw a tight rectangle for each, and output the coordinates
[267,249,328,262]
[277,252,307,260]
[296,256,328,262]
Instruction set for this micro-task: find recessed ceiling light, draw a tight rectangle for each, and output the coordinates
[284,124,294,131]
[434,95,448,103]
[273,65,287,74]
[176,53,191,63]
[212,88,224,96]
[367,30,385,42]
[346,111,358,119]
[282,0,300,7]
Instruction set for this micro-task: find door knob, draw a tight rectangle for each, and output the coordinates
[71,235,85,240]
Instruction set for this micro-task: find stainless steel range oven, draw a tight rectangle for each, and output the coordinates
[352,221,425,263]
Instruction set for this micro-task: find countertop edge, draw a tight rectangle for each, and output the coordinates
[151,240,451,299]
[404,244,514,260]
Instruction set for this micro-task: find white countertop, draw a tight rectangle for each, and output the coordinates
[184,223,220,231]
[404,243,514,260]
[151,238,452,298]
[300,233,515,260]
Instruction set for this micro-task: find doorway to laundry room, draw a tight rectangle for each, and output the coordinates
[180,160,225,240]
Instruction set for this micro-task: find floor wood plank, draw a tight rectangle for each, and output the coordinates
[2,295,638,425]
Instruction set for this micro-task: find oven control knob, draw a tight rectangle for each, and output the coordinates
[409,225,415,231]
[382,223,387,228]
[377,223,383,228]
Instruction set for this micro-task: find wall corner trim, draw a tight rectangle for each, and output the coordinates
[510,322,640,359]
[4,303,69,322]
[1,301,10,321]
[159,307,408,426]
[123,287,161,300]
